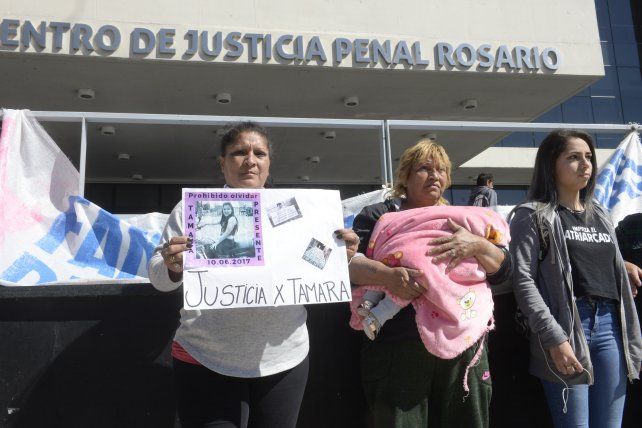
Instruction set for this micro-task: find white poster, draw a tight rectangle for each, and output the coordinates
[181,188,351,310]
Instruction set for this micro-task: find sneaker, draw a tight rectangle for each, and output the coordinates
[362,313,381,341]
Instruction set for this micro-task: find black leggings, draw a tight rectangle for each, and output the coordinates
[173,357,309,428]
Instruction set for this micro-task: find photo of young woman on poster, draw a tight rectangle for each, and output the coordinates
[195,201,256,259]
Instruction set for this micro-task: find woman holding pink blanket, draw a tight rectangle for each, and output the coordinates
[348,139,512,428]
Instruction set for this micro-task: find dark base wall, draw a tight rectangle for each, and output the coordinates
[1,285,640,428]
[0,284,367,428]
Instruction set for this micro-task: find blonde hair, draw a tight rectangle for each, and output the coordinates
[391,138,452,205]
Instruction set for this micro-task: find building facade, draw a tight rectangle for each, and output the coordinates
[0,0,612,212]
[2,2,642,427]
[466,0,642,205]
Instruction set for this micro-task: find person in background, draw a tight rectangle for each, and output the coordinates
[615,213,642,298]
[614,213,642,428]
[468,172,497,207]
[510,129,642,427]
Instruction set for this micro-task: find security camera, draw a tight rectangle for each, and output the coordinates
[131,173,143,180]
[215,93,232,104]
[299,175,310,181]
[308,156,321,163]
[117,153,130,161]
[461,99,478,110]
[77,88,95,100]
[100,126,116,136]
[343,96,359,108]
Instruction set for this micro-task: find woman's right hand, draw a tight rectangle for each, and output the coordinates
[384,267,426,300]
[548,341,583,376]
[161,236,193,273]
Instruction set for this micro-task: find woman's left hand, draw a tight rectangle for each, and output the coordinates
[428,218,490,271]
[334,228,360,261]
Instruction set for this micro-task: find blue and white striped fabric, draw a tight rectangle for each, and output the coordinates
[0,110,160,286]
[0,109,383,286]
[595,131,642,226]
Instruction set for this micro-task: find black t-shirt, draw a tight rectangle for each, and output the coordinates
[558,206,619,301]
[616,213,642,269]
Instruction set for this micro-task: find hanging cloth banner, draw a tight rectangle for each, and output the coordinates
[595,131,642,226]
[0,109,159,286]
[0,109,383,287]
[341,188,388,228]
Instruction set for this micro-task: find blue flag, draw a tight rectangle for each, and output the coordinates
[595,131,642,226]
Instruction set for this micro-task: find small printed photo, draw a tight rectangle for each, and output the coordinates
[194,200,257,260]
[302,238,332,270]
[267,197,303,227]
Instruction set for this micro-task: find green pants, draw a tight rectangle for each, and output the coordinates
[361,339,491,428]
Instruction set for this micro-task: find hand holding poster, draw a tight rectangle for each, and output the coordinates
[181,188,351,310]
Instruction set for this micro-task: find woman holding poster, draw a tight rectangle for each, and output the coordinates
[348,139,512,428]
[148,122,359,428]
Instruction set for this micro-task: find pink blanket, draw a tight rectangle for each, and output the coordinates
[350,205,510,359]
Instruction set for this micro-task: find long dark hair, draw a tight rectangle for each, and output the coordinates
[528,129,598,220]
[220,202,237,234]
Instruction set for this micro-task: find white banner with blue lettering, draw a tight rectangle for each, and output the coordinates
[0,109,386,286]
[0,110,161,286]
[341,187,387,228]
[595,131,642,226]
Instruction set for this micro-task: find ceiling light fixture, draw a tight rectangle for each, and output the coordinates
[215,93,232,104]
[131,173,143,180]
[308,156,321,163]
[343,96,359,108]
[100,126,116,136]
[117,153,130,161]
[77,88,95,100]
[461,99,478,110]
[322,131,336,140]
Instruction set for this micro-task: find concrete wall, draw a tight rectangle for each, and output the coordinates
[0,0,603,76]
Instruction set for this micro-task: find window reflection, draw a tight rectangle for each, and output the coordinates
[617,67,642,97]
[592,97,623,124]
[562,97,594,122]
[608,0,635,27]
[614,43,641,67]
[591,67,621,97]
[495,0,642,149]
